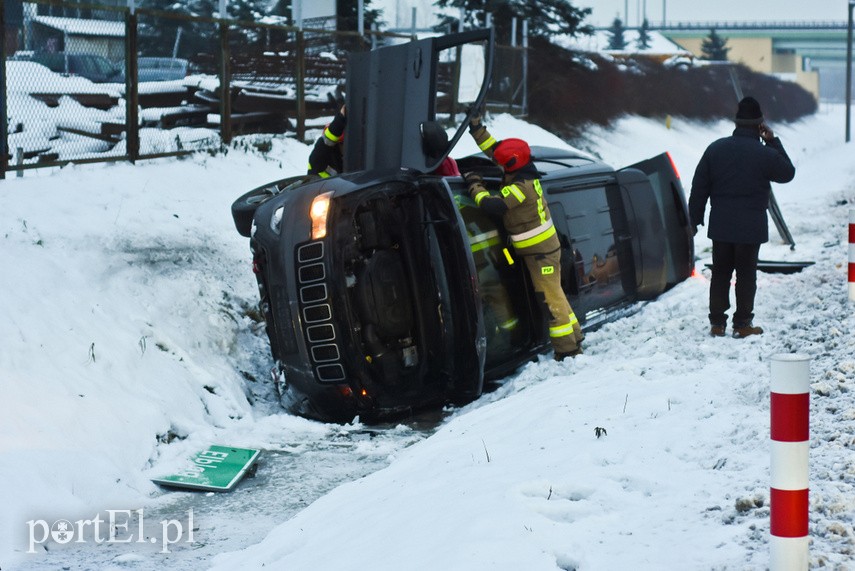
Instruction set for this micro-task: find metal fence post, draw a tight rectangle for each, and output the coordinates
[1,0,8,180]
[125,1,139,162]
[295,29,305,142]
[219,19,232,145]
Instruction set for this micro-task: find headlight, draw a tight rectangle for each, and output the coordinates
[271,206,285,234]
[310,191,334,240]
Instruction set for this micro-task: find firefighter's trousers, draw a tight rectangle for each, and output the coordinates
[522,250,583,353]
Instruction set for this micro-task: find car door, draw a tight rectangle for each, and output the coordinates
[621,152,694,289]
[545,175,637,327]
[443,178,545,376]
[345,28,495,174]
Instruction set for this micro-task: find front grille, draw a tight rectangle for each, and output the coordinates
[303,304,331,323]
[316,363,346,382]
[306,323,335,343]
[299,263,325,283]
[295,240,346,384]
[311,344,340,362]
[300,283,327,304]
[298,242,324,263]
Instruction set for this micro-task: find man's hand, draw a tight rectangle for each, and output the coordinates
[463,171,483,186]
[759,122,775,143]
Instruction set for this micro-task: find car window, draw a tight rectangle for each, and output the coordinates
[36,53,64,73]
[70,56,90,76]
[89,56,116,76]
[548,185,633,318]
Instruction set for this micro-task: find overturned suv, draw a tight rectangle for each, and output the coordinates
[231,30,694,422]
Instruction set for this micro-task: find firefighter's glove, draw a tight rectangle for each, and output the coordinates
[463,171,483,186]
[466,105,483,132]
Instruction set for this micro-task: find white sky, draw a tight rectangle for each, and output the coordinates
[577,0,848,27]
[374,0,853,30]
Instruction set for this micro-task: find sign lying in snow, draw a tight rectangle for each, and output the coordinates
[152,446,261,492]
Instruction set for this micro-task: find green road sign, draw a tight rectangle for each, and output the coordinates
[152,446,261,492]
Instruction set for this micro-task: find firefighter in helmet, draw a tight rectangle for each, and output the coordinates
[464,112,583,360]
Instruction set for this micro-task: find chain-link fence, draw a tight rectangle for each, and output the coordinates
[1,0,525,177]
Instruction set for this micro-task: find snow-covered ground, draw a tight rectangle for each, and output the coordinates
[1,104,854,570]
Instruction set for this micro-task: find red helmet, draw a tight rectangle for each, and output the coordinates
[493,138,531,172]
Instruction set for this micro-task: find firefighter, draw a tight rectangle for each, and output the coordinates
[464,113,583,360]
[307,105,346,178]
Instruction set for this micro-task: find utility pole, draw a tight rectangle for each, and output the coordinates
[847,0,854,142]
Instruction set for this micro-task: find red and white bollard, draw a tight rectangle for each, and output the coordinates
[770,354,811,571]
[849,209,855,301]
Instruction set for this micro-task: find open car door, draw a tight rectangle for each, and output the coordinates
[345,28,495,173]
[621,153,694,289]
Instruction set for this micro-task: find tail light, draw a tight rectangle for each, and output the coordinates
[666,152,681,179]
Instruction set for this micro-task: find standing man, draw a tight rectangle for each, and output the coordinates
[465,113,583,360]
[689,96,795,338]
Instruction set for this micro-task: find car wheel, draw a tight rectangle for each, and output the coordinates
[231,175,310,237]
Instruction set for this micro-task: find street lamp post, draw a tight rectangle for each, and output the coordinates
[847,0,854,142]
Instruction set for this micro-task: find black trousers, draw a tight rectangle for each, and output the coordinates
[709,241,761,327]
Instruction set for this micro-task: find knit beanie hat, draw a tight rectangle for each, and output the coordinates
[735,96,764,127]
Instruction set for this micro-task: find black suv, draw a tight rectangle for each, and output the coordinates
[231,30,693,422]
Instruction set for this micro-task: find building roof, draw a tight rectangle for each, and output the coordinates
[32,16,125,38]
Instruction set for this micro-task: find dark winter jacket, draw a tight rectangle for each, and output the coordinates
[689,127,795,244]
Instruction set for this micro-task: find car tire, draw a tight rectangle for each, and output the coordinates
[231,175,310,237]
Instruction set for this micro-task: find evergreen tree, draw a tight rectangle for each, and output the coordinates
[434,0,593,43]
[606,16,626,50]
[137,0,268,60]
[701,28,730,61]
[336,0,384,32]
[636,18,651,50]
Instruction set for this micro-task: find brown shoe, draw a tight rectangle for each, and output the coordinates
[732,324,763,338]
[710,324,726,337]
[554,346,583,361]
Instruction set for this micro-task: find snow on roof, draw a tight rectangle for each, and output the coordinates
[32,16,126,38]
[558,30,692,56]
